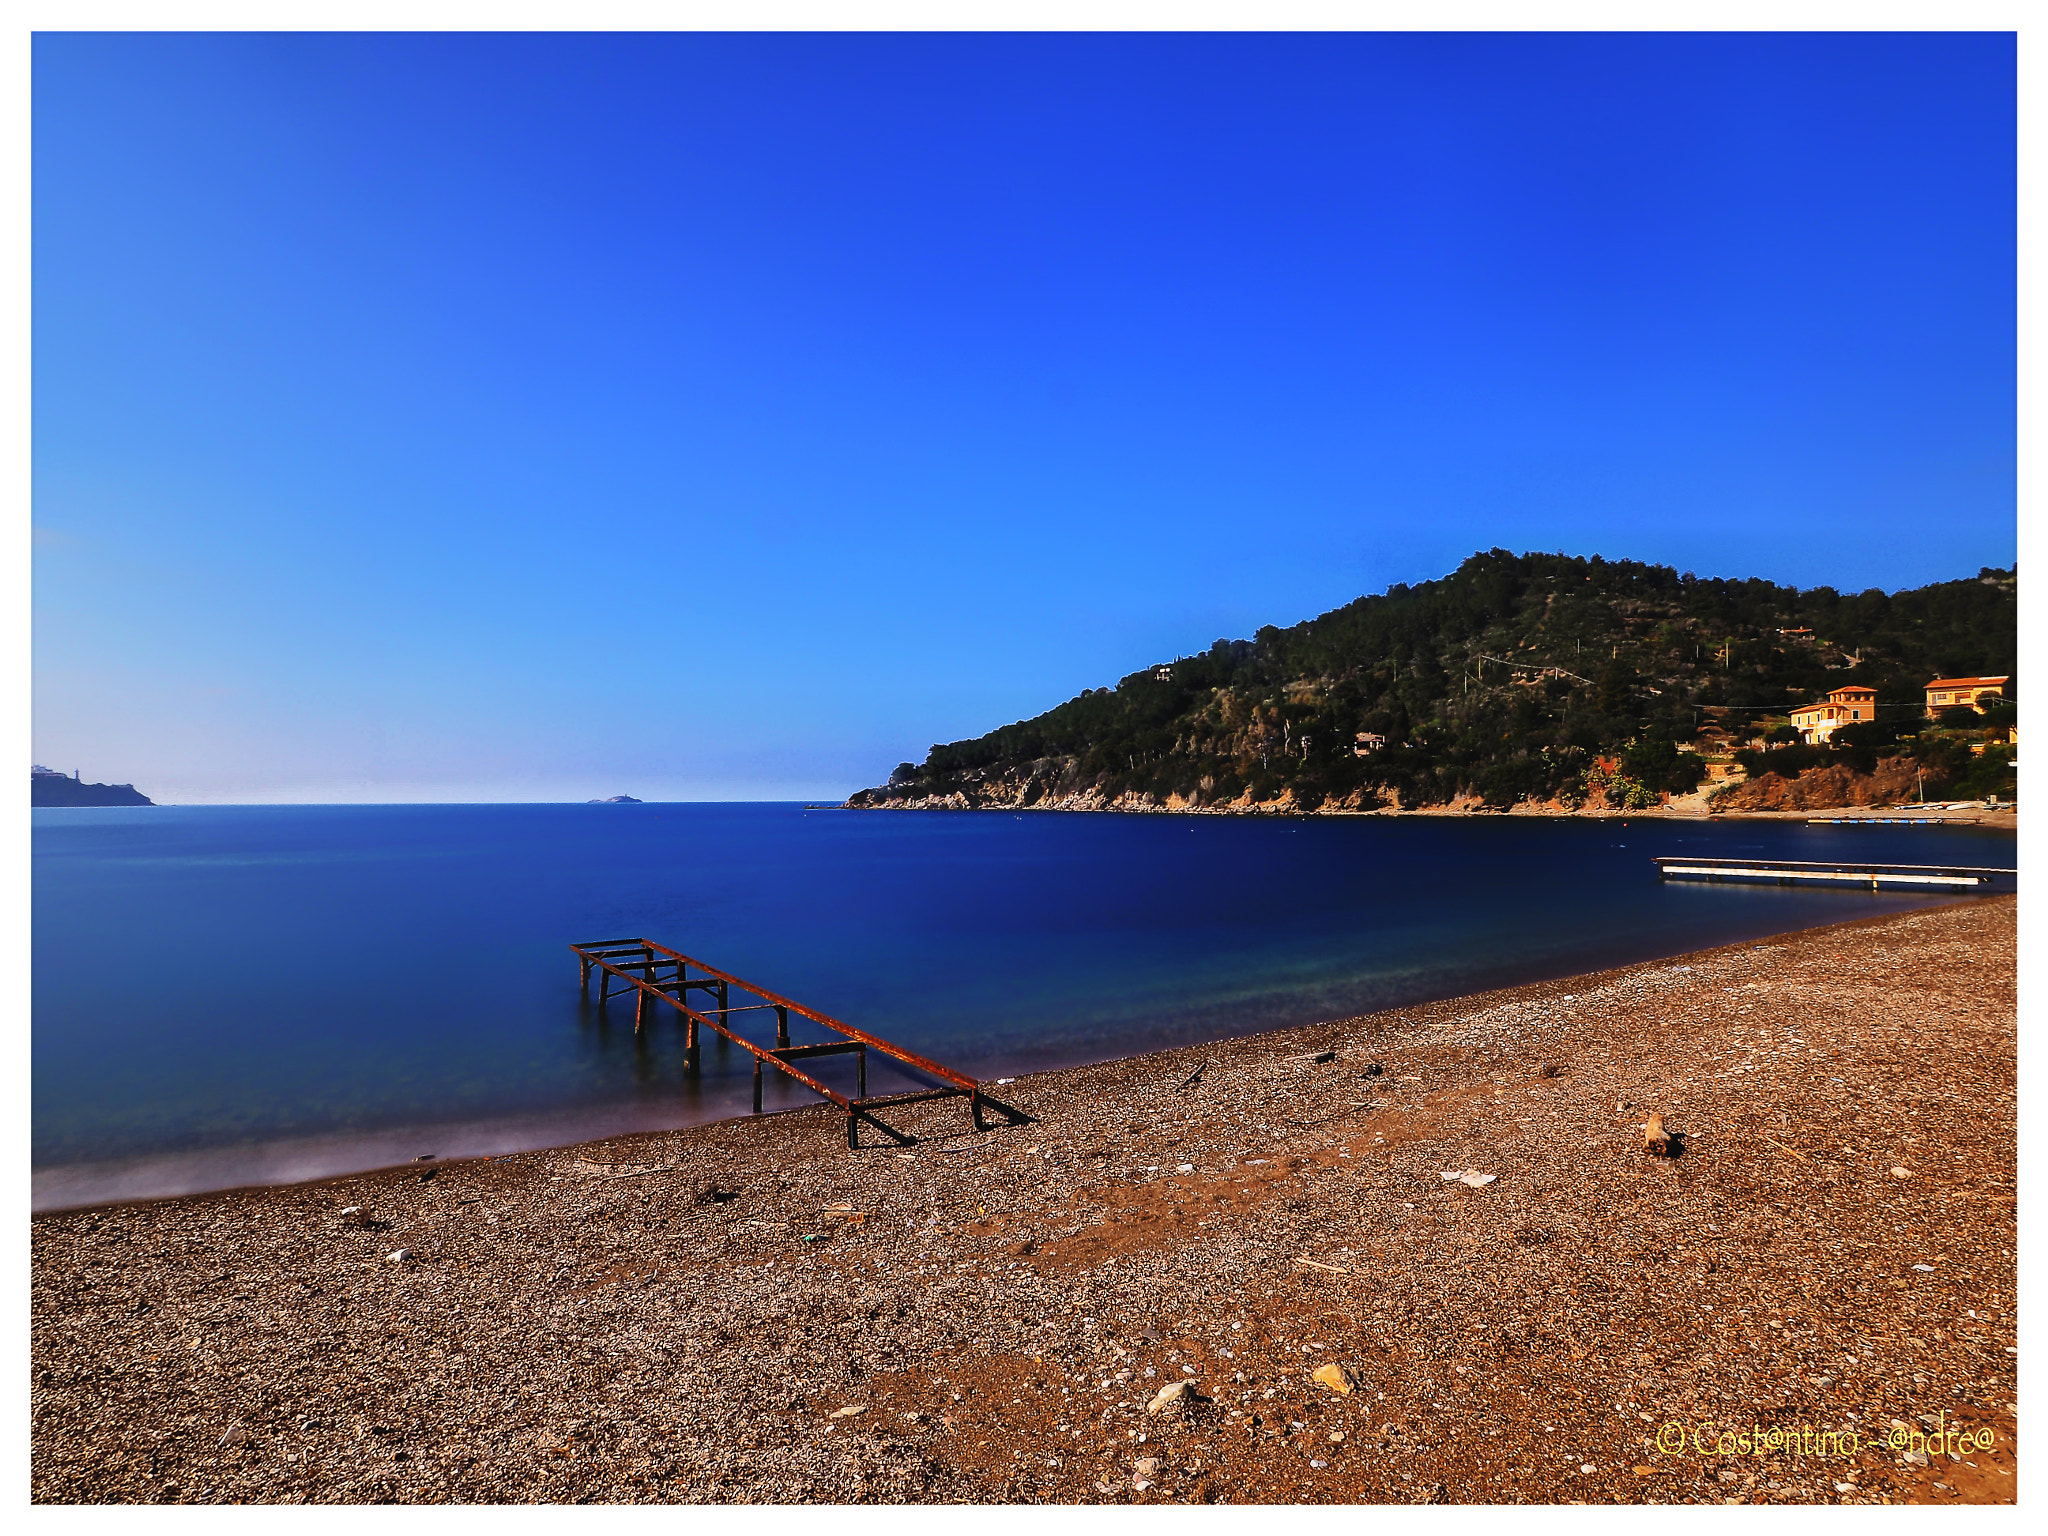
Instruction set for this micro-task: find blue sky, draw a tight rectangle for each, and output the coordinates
[33,32,2015,802]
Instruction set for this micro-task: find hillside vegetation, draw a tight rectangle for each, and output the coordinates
[849,549,2016,813]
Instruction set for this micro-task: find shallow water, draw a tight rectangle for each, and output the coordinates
[32,803,2012,1207]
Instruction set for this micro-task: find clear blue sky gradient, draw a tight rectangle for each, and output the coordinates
[33,33,2016,803]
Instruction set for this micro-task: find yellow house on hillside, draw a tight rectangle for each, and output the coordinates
[1924,675,2009,716]
[1789,685,1877,744]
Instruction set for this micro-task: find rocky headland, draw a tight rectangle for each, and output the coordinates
[31,768,154,808]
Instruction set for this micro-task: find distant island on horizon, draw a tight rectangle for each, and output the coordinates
[850,549,2016,816]
[31,765,154,808]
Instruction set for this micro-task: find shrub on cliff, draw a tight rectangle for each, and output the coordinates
[1621,732,1706,794]
[1734,743,1832,779]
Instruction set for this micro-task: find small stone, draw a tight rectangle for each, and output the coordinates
[1361,1063,1383,1077]
[1310,1050,1336,1064]
[1893,1167,1912,1179]
[1901,1450,1929,1467]
[1642,1112,1672,1157]
[385,1249,410,1264]
[1312,1362,1358,1395]
[1581,1463,1598,1474]
[1912,1264,1935,1272]
[828,1405,866,1419]
[1145,1379,1199,1415]
[1835,1481,1857,1493]
[1133,1457,1161,1477]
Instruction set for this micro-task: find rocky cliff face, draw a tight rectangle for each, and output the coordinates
[850,749,1941,818]
[1707,755,1922,812]
[847,756,1388,814]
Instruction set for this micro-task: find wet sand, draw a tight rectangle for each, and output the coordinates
[31,898,2016,1505]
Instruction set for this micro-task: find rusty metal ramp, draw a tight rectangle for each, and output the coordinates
[571,938,1029,1148]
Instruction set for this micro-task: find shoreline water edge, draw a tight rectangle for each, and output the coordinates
[34,805,2011,1209]
[32,897,2015,1504]
[841,797,2017,825]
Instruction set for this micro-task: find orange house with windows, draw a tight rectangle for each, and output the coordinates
[1924,676,2009,716]
[1789,685,1877,744]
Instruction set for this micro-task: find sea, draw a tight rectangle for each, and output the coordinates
[31,803,2015,1210]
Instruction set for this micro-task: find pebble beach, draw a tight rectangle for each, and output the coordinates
[31,897,2016,1505]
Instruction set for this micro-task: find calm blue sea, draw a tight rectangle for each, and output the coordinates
[31,804,2013,1207]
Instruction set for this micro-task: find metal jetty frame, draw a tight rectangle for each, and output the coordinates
[1654,857,2014,891]
[569,938,1025,1147]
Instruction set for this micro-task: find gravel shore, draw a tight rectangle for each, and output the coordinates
[32,897,2016,1505]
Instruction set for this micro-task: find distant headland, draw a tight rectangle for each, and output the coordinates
[586,795,642,804]
[31,766,154,807]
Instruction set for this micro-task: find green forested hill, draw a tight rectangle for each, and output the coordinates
[850,549,2016,812]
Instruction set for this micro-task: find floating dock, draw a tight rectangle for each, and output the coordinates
[1654,857,2014,891]
[570,938,1024,1147]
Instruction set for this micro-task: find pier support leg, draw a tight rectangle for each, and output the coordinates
[718,981,730,1039]
[579,958,590,997]
[634,985,645,1033]
[753,1056,763,1114]
[775,1005,789,1049]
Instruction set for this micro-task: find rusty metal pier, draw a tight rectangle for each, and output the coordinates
[570,938,1024,1147]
